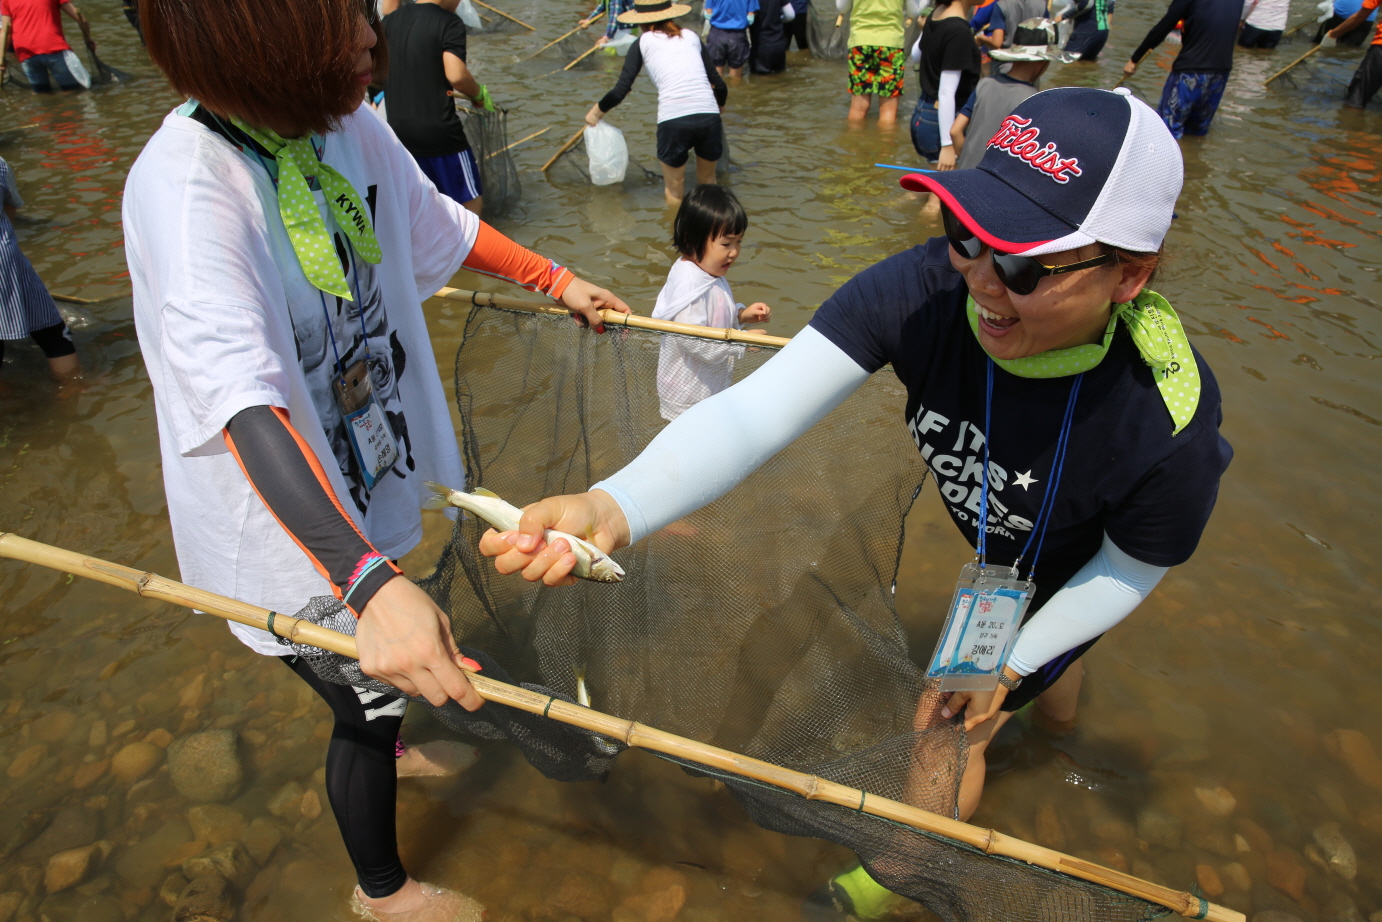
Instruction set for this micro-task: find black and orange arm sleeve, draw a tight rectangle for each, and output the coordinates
[223,405,403,617]
[461,222,576,300]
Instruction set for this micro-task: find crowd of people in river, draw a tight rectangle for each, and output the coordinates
[0,0,1375,918]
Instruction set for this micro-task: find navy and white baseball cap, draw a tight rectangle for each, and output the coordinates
[902,87,1182,256]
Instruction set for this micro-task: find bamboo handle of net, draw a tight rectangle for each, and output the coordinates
[539,127,586,170]
[1265,42,1321,84]
[563,42,603,71]
[471,0,535,29]
[434,288,791,347]
[0,532,1242,922]
[527,12,604,59]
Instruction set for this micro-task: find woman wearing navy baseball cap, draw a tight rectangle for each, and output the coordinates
[480,85,1232,913]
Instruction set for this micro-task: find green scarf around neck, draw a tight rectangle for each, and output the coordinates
[966,291,1201,436]
[230,118,382,301]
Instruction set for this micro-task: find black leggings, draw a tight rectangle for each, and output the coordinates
[0,321,75,365]
[282,655,409,898]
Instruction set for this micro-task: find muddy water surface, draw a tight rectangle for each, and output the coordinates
[1,1,1380,920]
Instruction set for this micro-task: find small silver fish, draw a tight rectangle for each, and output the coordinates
[574,664,591,707]
[424,482,625,583]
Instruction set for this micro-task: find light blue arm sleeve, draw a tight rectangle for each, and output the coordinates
[592,325,872,543]
[1006,532,1168,676]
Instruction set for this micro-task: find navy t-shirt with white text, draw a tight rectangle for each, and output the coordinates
[810,237,1233,610]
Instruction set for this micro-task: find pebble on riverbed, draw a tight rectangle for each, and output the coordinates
[173,874,235,922]
[1311,822,1357,881]
[110,740,163,784]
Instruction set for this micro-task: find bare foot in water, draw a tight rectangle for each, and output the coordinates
[352,880,484,921]
[395,740,479,778]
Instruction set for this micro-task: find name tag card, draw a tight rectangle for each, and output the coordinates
[926,562,1033,692]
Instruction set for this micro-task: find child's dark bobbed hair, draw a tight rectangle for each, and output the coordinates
[672,185,748,262]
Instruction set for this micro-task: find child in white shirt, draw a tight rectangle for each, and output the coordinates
[653,185,770,421]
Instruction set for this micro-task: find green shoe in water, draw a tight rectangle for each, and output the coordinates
[800,865,900,921]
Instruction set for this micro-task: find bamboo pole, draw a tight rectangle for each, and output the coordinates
[471,0,535,30]
[434,287,789,347]
[1282,16,1317,38]
[0,532,1243,922]
[539,126,586,171]
[525,12,603,60]
[485,126,551,160]
[558,41,602,72]
[51,293,102,305]
[1265,43,1322,84]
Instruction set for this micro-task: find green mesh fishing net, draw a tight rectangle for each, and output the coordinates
[284,303,1182,922]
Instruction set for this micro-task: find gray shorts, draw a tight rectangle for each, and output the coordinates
[707,26,751,69]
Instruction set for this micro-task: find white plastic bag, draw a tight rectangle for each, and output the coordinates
[456,0,482,30]
[585,122,628,186]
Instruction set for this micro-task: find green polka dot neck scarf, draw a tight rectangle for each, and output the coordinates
[966,291,1202,436]
[230,118,382,301]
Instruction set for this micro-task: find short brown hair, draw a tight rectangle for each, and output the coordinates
[1103,244,1164,288]
[643,20,682,36]
[140,0,387,137]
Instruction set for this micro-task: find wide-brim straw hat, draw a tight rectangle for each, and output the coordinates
[617,0,693,24]
[990,18,1061,61]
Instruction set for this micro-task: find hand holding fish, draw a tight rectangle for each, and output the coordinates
[558,277,632,334]
[356,576,483,711]
[477,489,631,587]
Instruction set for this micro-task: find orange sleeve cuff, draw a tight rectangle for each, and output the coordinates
[462,222,576,301]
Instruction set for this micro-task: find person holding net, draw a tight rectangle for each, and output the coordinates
[482,87,1232,918]
[123,0,629,918]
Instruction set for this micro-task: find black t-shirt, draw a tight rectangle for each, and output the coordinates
[383,2,471,157]
[917,15,981,105]
[1131,0,1241,73]
[810,238,1233,609]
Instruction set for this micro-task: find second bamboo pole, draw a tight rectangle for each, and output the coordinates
[0,533,1242,922]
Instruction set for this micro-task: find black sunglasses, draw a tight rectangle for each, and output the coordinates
[942,206,1113,296]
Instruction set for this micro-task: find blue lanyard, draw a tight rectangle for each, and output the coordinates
[317,240,372,383]
[975,359,1084,581]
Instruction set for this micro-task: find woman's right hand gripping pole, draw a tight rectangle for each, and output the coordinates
[478,489,631,587]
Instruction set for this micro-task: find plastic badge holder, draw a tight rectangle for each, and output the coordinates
[927,562,1033,692]
[333,359,398,493]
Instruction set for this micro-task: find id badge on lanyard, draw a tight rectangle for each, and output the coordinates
[925,361,1084,693]
[333,358,398,493]
[927,562,1033,692]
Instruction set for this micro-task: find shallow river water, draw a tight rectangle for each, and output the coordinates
[1,0,1380,920]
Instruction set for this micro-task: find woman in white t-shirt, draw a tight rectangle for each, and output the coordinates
[583,1,730,203]
[125,0,629,918]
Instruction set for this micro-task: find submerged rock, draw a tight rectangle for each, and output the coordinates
[0,892,21,922]
[19,806,97,861]
[71,759,109,791]
[1195,786,1237,817]
[44,843,106,893]
[188,805,245,846]
[266,781,304,819]
[1325,729,1382,791]
[1136,808,1182,849]
[174,875,235,922]
[7,744,47,779]
[160,872,189,907]
[1195,864,1224,898]
[183,842,255,888]
[241,818,282,865]
[1251,913,1306,922]
[113,818,192,890]
[1265,849,1306,902]
[1312,822,1357,881]
[1220,861,1252,892]
[167,730,242,802]
[111,741,163,785]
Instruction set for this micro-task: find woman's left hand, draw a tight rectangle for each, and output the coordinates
[940,667,1019,731]
[937,146,958,171]
[559,277,631,332]
[585,103,604,127]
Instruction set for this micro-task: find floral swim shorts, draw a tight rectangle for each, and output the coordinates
[847,45,905,97]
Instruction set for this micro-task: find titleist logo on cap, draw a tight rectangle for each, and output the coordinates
[987,116,1083,184]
